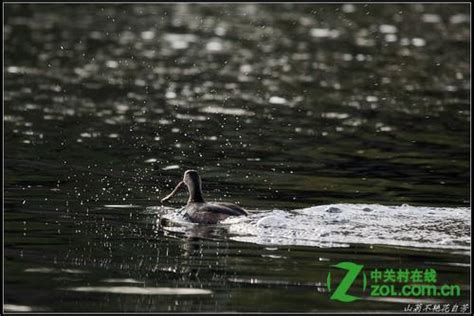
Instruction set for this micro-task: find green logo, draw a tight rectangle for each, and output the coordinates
[327,261,365,302]
[327,262,461,303]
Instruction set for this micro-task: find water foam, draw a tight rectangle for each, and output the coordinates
[156,204,470,250]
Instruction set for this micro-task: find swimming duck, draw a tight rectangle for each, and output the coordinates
[161,170,248,224]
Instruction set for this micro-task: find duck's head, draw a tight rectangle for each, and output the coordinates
[161,169,204,203]
[183,169,201,188]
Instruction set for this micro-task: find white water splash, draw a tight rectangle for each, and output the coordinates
[155,204,470,251]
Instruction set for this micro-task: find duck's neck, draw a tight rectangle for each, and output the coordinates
[188,183,205,203]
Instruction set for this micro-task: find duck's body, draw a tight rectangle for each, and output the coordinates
[184,202,247,224]
[161,170,248,224]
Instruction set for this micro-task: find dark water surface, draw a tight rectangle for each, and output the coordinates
[4,4,470,313]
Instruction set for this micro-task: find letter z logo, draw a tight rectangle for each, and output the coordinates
[327,262,365,302]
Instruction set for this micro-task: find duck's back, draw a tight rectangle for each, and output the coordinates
[185,202,248,224]
[208,202,248,216]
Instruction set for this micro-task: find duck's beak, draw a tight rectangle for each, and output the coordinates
[161,181,184,203]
